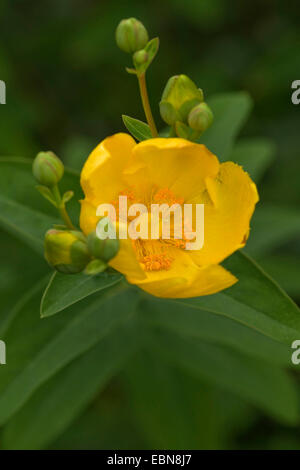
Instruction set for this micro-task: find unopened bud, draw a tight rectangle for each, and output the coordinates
[115,18,149,54]
[87,231,120,262]
[160,75,203,125]
[188,102,213,134]
[133,49,148,67]
[33,151,64,187]
[44,229,90,274]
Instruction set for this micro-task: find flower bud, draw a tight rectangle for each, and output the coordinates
[133,49,148,67]
[87,231,120,262]
[159,75,204,125]
[115,18,149,54]
[188,102,213,134]
[44,229,90,274]
[32,151,64,187]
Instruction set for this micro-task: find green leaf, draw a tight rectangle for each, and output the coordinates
[200,92,253,160]
[125,67,137,75]
[142,297,292,368]
[1,321,138,450]
[258,254,300,299]
[123,351,219,449]
[174,251,300,345]
[61,190,74,204]
[0,195,58,255]
[122,115,152,141]
[0,281,137,425]
[41,270,123,318]
[0,158,82,254]
[0,249,48,337]
[246,204,300,257]
[229,138,276,183]
[149,329,299,425]
[145,37,159,65]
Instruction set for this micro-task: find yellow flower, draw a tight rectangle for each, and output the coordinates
[80,133,258,298]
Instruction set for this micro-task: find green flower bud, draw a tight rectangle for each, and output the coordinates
[32,151,64,187]
[44,229,90,274]
[188,102,213,134]
[133,49,148,67]
[159,101,180,126]
[159,75,204,125]
[115,18,149,54]
[87,231,120,262]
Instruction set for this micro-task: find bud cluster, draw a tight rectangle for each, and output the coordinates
[159,75,213,140]
[44,229,120,275]
[115,18,159,76]
[32,150,120,276]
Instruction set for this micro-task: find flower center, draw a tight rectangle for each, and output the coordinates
[111,187,186,271]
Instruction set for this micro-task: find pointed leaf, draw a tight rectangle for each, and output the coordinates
[2,321,138,450]
[41,270,123,318]
[122,115,152,141]
[174,251,300,345]
[149,329,299,425]
[61,190,74,204]
[142,297,292,368]
[0,282,137,425]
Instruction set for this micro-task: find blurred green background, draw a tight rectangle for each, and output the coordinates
[0,0,300,450]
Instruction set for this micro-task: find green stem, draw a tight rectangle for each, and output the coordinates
[52,185,75,230]
[137,73,158,137]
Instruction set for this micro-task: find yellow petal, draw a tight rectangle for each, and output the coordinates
[79,199,100,235]
[133,248,237,298]
[125,138,220,201]
[109,236,146,281]
[189,161,259,266]
[80,133,136,203]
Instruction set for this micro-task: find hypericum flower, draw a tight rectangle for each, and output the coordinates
[80,133,258,298]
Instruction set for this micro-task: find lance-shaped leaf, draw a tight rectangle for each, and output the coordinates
[0,281,138,425]
[122,115,152,141]
[148,328,299,425]
[1,321,138,450]
[41,270,123,318]
[173,251,300,345]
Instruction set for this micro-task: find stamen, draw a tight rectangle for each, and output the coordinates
[153,188,184,205]
[140,253,173,271]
